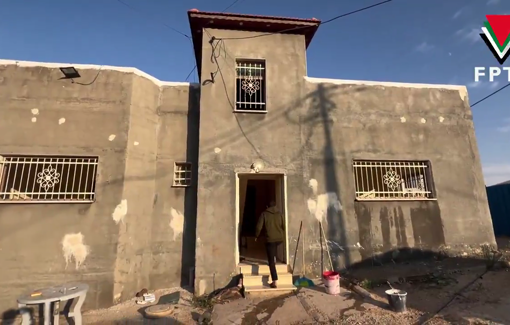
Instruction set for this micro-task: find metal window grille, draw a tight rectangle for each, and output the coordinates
[353,160,435,200]
[173,162,192,187]
[235,60,266,112]
[0,155,98,203]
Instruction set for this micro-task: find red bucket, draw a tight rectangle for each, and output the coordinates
[323,271,340,295]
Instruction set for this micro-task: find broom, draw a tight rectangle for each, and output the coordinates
[293,221,314,287]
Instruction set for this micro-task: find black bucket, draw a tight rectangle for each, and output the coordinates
[385,289,407,313]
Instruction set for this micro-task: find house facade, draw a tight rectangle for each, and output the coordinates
[0,10,495,312]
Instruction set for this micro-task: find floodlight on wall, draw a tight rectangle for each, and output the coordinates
[59,66,81,79]
[251,160,265,173]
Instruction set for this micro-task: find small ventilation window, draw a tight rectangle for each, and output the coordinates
[173,162,192,187]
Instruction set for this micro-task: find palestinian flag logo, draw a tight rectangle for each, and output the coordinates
[480,15,510,65]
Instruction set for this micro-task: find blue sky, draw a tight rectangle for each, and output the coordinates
[0,0,508,185]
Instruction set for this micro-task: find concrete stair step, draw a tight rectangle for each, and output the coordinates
[243,273,293,287]
[238,263,289,275]
[244,284,296,293]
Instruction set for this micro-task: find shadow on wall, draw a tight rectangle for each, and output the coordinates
[196,80,363,272]
[283,83,367,270]
[181,86,201,287]
[355,201,446,265]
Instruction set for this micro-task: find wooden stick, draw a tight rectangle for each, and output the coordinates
[320,221,333,271]
[302,223,306,276]
[292,221,303,275]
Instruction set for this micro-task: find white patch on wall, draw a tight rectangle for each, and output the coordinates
[400,117,406,123]
[61,232,89,270]
[307,179,342,223]
[214,147,221,154]
[439,116,444,123]
[133,141,139,146]
[112,199,128,224]
[31,108,39,115]
[308,179,318,195]
[58,118,66,125]
[31,117,37,123]
[169,208,184,241]
[108,134,116,141]
[420,118,426,123]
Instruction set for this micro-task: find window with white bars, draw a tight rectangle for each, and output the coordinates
[353,160,435,200]
[0,155,98,203]
[235,60,266,112]
[173,162,192,187]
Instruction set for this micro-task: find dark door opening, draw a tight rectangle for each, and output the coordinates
[238,175,286,265]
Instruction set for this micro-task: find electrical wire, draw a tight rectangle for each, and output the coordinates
[471,82,510,107]
[116,0,190,39]
[184,0,249,81]
[222,0,245,12]
[68,67,103,86]
[184,0,393,80]
[216,0,393,41]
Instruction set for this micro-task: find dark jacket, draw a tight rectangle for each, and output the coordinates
[255,206,285,243]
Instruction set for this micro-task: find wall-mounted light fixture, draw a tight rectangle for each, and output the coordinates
[59,66,81,79]
[251,160,265,173]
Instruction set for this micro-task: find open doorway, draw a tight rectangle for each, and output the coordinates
[236,173,288,265]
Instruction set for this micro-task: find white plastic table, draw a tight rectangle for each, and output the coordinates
[17,282,89,325]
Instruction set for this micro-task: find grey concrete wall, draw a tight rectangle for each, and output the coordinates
[0,64,131,312]
[150,84,200,291]
[302,79,495,272]
[194,28,308,295]
[193,28,495,294]
[0,62,198,315]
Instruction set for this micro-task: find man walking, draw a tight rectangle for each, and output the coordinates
[255,200,285,288]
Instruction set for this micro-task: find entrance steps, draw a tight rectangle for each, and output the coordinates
[238,263,296,292]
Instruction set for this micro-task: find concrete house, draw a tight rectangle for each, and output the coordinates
[0,10,496,312]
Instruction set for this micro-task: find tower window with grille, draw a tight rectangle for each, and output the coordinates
[235,60,266,112]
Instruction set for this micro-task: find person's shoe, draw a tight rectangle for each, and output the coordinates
[270,282,277,289]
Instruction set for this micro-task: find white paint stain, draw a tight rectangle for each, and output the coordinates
[31,117,37,123]
[170,208,184,240]
[308,179,318,195]
[307,179,342,223]
[439,116,444,123]
[61,233,89,270]
[31,108,39,115]
[133,141,139,146]
[307,199,317,216]
[400,117,406,123]
[420,118,426,123]
[214,147,221,154]
[112,199,128,224]
[313,193,342,223]
[198,279,207,296]
[58,118,65,125]
[108,134,116,141]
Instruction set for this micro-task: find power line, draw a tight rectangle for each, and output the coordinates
[217,0,393,41]
[184,0,248,81]
[222,0,245,12]
[184,0,393,80]
[116,0,190,39]
[471,82,510,107]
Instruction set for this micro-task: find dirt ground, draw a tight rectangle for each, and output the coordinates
[81,268,510,325]
[336,237,510,325]
[83,287,205,324]
[81,238,510,324]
